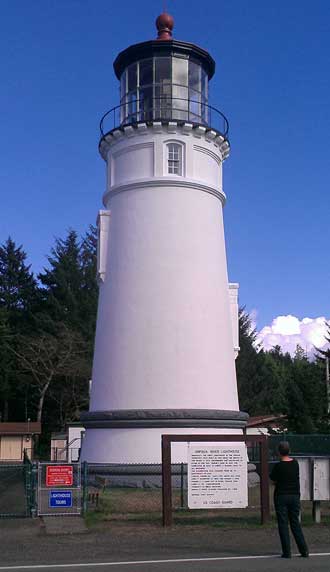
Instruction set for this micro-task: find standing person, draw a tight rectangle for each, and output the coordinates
[270,441,309,558]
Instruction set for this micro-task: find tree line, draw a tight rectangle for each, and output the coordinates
[237,310,330,433]
[0,229,329,453]
[0,228,98,450]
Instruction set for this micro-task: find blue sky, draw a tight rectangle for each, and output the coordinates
[1,0,329,342]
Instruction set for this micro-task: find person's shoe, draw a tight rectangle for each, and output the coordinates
[281,554,291,558]
[300,552,309,558]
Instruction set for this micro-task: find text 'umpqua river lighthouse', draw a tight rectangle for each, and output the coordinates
[81,13,248,463]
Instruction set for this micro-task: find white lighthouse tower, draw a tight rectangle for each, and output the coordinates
[81,14,248,463]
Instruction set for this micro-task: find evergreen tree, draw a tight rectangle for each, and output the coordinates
[0,229,97,428]
[79,225,98,350]
[0,309,13,421]
[12,325,90,423]
[285,350,327,433]
[315,321,330,359]
[38,229,83,332]
[34,228,97,430]
[314,322,330,429]
[236,311,288,419]
[293,344,307,361]
[236,311,327,433]
[253,351,288,415]
[0,237,38,328]
[269,344,292,368]
[236,308,260,412]
[0,238,38,420]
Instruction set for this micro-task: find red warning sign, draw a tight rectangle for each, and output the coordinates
[46,465,73,486]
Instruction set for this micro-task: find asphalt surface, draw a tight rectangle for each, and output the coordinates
[0,518,329,572]
[0,555,330,572]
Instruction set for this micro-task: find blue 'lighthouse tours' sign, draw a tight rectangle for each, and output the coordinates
[49,490,72,508]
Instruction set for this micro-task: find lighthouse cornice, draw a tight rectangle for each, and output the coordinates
[102,177,226,207]
[99,120,230,162]
[81,409,249,430]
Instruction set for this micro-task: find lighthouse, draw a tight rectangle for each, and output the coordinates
[81,14,248,463]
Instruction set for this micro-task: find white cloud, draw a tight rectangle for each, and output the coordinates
[256,315,329,358]
[249,308,258,332]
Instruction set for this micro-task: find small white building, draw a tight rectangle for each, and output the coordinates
[51,424,85,462]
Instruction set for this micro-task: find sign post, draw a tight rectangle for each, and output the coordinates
[161,434,270,527]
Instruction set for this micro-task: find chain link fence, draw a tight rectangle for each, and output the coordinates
[268,434,330,460]
[0,461,30,517]
[84,463,186,517]
[1,434,329,521]
[23,451,37,517]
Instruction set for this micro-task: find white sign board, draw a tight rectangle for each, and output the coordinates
[297,458,330,501]
[313,459,330,501]
[188,443,248,509]
[298,458,311,501]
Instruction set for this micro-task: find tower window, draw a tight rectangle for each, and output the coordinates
[167,143,182,175]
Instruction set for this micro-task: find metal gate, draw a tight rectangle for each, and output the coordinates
[37,462,82,516]
[0,463,31,517]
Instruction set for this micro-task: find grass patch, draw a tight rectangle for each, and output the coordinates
[301,512,330,526]
[174,513,275,528]
[84,487,330,529]
[84,510,109,528]
[99,488,163,513]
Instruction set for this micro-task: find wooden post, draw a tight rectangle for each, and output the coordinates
[161,434,270,527]
[82,461,88,515]
[180,463,184,509]
[259,438,270,524]
[311,459,322,523]
[162,435,172,527]
[312,500,321,524]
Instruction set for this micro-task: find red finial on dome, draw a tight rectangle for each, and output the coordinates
[156,12,174,40]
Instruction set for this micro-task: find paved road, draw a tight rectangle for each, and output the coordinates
[0,518,329,572]
[0,554,330,572]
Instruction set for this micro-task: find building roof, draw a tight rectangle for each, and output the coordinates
[247,414,286,428]
[0,422,41,435]
[51,432,67,440]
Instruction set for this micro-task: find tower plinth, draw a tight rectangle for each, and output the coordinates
[81,14,247,463]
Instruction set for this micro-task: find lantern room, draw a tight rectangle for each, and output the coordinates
[100,14,229,136]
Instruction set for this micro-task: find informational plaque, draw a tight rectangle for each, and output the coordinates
[188,443,248,509]
[313,459,330,501]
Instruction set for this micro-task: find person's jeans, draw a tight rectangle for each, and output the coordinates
[274,494,308,556]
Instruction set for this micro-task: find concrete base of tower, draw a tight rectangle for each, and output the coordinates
[80,409,249,463]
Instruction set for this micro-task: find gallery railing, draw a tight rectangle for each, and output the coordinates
[100,96,229,139]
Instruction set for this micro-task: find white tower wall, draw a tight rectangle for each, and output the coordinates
[81,123,246,463]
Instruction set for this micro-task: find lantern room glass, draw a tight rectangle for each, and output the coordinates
[119,56,209,125]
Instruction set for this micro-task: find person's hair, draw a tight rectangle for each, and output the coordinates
[278,441,290,456]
